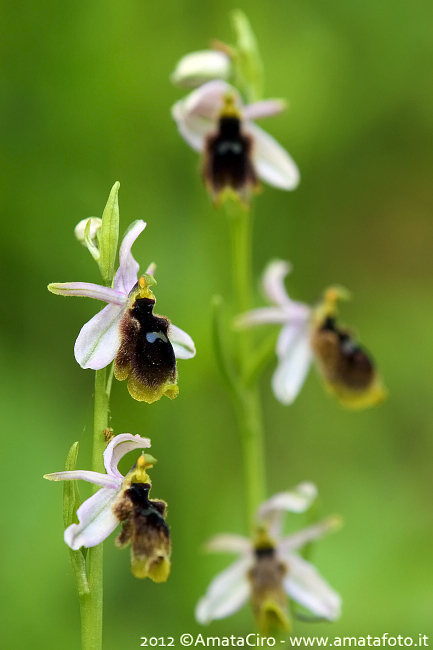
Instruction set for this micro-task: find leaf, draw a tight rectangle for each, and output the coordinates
[231,10,264,103]
[62,442,90,595]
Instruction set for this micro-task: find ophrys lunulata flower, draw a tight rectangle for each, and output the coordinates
[44,434,171,582]
[235,261,386,409]
[49,221,195,403]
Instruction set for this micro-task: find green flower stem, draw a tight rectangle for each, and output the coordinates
[226,200,266,526]
[234,386,266,525]
[80,367,110,650]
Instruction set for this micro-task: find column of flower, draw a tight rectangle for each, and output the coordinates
[44,183,196,650]
[170,11,386,635]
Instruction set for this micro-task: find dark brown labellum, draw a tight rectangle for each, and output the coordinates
[312,316,374,390]
[114,482,171,582]
[114,296,178,403]
[203,116,259,202]
[248,545,289,634]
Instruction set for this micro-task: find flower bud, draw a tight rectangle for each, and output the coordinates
[74,217,102,244]
[171,50,231,88]
[74,217,102,261]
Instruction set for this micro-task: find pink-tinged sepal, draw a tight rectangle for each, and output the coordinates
[64,487,120,550]
[279,516,342,555]
[103,433,151,478]
[258,483,318,539]
[114,220,146,294]
[196,556,251,624]
[169,324,197,360]
[74,303,123,369]
[282,554,341,621]
[272,324,313,405]
[247,123,300,190]
[243,99,286,121]
[48,282,126,305]
[43,470,121,490]
[262,260,293,307]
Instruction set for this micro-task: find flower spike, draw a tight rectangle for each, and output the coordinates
[44,434,171,582]
[48,218,196,403]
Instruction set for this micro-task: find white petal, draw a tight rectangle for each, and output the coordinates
[171,102,213,152]
[243,99,286,121]
[64,487,120,550]
[74,303,123,370]
[279,517,341,554]
[283,554,341,620]
[114,220,146,294]
[103,433,152,479]
[275,323,299,358]
[247,122,300,190]
[234,307,290,329]
[205,534,251,554]
[74,217,102,245]
[195,556,251,624]
[171,50,231,88]
[48,282,126,306]
[182,80,237,119]
[272,325,313,405]
[169,324,196,359]
[44,470,121,490]
[262,260,292,306]
[258,483,318,540]
[259,483,318,519]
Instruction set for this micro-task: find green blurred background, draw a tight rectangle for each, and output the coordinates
[1,1,432,648]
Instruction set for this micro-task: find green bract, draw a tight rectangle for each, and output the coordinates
[231,10,264,103]
[98,182,120,287]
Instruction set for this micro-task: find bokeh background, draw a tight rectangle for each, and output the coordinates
[1,1,432,648]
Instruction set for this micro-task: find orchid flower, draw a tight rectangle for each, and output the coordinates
[44,433,171,582]
[48,220,196,403]
[196,482,341,634]
[235,260,386,409]
[172,80,299,203]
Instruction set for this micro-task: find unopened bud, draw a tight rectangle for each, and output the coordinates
[74,217,102,261]
[74,217,102,246]
[171,50,231,88]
